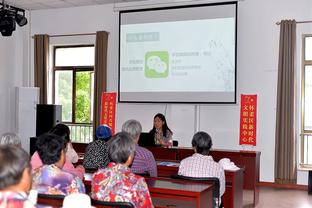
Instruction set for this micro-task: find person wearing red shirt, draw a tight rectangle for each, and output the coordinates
[91,132,153,208]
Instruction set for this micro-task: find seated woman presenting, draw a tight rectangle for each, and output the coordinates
[149,113,173,147]
[32,133,85,195]
[91,132,153,208]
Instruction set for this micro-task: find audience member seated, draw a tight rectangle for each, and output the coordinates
[91,132,153,208]
[83,125,112,169]
[49,124,79,163]
[32,133,85,195]
[0,145,35,207]
[149,113,173,147]
[122,119,157,177]
[178,131,225,198]
[0,132,21,146]
[31,123,85,179]
[63,193,94,208]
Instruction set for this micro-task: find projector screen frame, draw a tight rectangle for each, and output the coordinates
[118,1,238,104]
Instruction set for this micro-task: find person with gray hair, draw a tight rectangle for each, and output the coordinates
[122,119,157,177]
[0,145,35,207]
[0,133,21,146]
[91,132,153,207]
[178,131,225,205]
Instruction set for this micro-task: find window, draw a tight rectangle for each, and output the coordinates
[53,45,94,143]
[301,35,312,167]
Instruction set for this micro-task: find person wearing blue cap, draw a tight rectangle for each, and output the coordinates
[83,125,112,169]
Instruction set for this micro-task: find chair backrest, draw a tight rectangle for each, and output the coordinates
[170,174,220,207]
[85,167,99,173]
[91,198,135,208]
[135,171,150,177]
[37,193,65,207]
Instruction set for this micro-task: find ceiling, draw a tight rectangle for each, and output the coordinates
[4,0,147,10]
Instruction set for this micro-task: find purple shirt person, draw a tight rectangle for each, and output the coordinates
[122,119,157,177]
[32,133,85,195]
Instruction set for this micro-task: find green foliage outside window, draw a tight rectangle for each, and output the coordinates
[75,71,92,123]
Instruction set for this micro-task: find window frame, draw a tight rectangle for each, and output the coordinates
[52,44,94,125]
[300,34,312,168]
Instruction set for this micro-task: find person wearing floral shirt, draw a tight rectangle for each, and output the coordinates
[0,145,35,208]
[31,123,85,179]
[92,132,153,208]
[83,125,112,169]
[32,133,85,195]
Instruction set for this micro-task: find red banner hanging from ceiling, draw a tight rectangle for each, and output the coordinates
[239,94,257,146]
[100,92,117,135]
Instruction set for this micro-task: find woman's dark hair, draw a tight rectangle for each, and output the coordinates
[48,123,70,142]
[36,133,67,165]
[149,113,172,137]
[192,131,212,155]
[108,132,135,164]
[0,145,31,190]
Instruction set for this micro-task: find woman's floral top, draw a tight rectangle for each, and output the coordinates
[32,164,85,195]
[91,162,153,208]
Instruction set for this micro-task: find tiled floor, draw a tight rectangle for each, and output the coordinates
[243,187,312,208]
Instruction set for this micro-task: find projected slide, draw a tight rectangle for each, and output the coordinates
[119,2,237,103]
[120,18,235,93]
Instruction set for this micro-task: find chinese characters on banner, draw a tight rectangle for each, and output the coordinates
[100,92,117,134]
[239,94,257,146]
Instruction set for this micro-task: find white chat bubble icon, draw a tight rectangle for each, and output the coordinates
[154,61,167,73]
[147,55,167,73]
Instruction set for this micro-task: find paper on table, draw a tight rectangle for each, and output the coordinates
[218,158,240,170]
[157,161,180,167]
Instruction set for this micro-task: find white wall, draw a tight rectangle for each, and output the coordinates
[29,0,312,184]
[0,37,15,134]
[0,12,31,149]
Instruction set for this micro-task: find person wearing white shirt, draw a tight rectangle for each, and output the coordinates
[178,131,225,202]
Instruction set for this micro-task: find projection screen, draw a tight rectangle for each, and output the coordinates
[119,2,237,103]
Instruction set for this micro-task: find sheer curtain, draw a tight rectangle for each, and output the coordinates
[275,20,297,184]
[34,34,49,104]
[93,31,109,134]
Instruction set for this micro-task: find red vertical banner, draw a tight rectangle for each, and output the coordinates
[239,94,257,146]
[100,92,117,135]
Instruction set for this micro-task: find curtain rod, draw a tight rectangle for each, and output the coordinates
[276,20,312,25]
[31,32,97,38]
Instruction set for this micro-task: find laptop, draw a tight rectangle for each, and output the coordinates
[138,132,156,147]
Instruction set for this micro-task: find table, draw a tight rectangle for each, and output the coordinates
[147,147,260,206]
[146,177,213,208]
[157,161,243,208]
[84,174,213,208]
